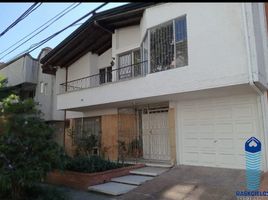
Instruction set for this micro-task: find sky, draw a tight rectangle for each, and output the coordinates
[0,2,128,63]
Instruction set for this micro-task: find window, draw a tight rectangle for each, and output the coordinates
[150,21,174,73]
[118,49,141,80]
[40,82,44,93]
[144,15,188,73]
[99,66,112,84]
[175,16,188,67]
[74,117,101,145]
[40,82,48,95]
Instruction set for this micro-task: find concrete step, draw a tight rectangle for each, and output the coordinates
[88,182,137,196]
[130,166,169,177]
[145,163,173,168]
[111,175,153,186]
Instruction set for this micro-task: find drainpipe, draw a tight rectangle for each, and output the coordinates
[63,67,68,149]
[242,3,268,171]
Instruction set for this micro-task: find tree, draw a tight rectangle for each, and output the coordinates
[0,95,66,200]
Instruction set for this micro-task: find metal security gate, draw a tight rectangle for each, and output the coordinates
[142,107,170,161]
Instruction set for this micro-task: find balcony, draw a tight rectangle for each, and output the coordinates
[59,61,148,94]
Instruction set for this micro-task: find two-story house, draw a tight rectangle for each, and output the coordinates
[0,48,65,145]
[41,3,268,171]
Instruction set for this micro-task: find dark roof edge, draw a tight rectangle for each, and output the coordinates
[40,2,158,65]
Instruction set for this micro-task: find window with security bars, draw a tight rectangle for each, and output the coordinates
[74,117,101,145]
[118,49,141,80]
[148,15,188,73]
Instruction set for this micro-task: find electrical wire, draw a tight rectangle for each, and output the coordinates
[0,3,42,37]
[0,3,81,59]
[3,3,108,62]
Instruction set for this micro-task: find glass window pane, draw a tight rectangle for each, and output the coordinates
[99,68,106,84]
[175,16,188,67]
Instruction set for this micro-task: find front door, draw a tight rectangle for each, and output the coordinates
[142,108,170,161]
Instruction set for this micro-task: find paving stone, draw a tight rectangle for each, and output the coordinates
[111,175,153,185]
[88,182,137,196]
[130,167,169,177]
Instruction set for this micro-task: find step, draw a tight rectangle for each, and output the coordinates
[111,175,153,186]
[145,163,173,168]
[88,182,137,196]
[130,166,169,177]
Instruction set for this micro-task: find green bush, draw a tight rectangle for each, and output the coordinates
[0,96,67,200]
[65,155,128,173]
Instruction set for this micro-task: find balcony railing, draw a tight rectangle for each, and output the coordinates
[59,61,148,93]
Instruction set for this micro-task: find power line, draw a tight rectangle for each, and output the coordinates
[0,3,81,59]
[0,3,42,38]
[3,3,108,62]
[0,3,79,56]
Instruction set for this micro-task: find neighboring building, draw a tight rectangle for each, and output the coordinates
[0,48,65,145]
[41,3,268,171]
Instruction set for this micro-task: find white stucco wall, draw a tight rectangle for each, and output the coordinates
[35,49,64,121]
[66,108,117,119]
[112,25,140,57]
[57,3,255,110]
[98,48,112,69]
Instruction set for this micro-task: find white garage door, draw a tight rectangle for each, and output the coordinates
[177,94,263,169]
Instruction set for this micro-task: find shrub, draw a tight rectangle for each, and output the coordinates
[0,97,67,200]
[65,155,128,173]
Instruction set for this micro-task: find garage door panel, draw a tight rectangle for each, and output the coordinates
[233,105,254,119]
[179,94,261,169]
[183,138,198,147]
[198,109,214,120]
[199,139,216,149]
[217,138,234,149]
[199,153,216,165]
[217,154,236,167]
[183,152,199,164]
[214,107,233,119]
[235,121,256,135]
[199,123,214,132]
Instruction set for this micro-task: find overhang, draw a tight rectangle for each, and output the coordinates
[41,3,159,75]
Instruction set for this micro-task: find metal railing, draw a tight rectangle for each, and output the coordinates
[59,61,148,93]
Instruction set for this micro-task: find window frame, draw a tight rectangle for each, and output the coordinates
[73,116,101,145]
[117,48,141,79]
[141,14,188,73]
[99,66,112,85]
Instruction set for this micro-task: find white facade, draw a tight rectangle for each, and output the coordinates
[34,48,64,121]
[53,3,268,170]
[57,3,268,111]
[0,55,38,87]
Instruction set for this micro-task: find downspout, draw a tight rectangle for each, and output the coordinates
[63,67,68,149]
[242,3,268,171]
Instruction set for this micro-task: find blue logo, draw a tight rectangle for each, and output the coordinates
[245,137,262,191]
